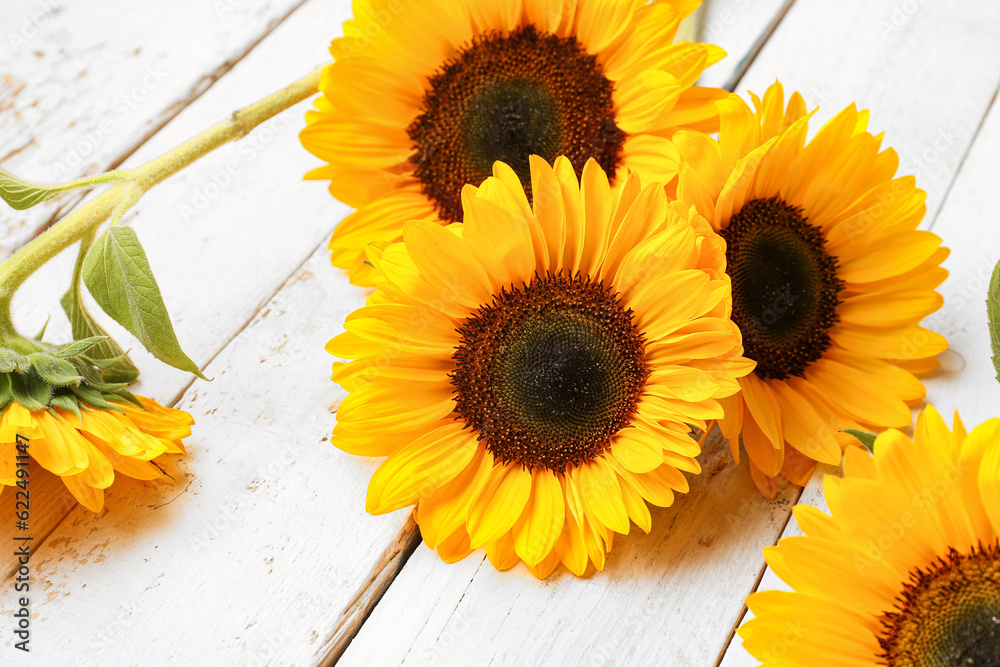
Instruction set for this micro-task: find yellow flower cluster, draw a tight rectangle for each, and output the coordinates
[300,1,1000,661]
[304,0,957,606]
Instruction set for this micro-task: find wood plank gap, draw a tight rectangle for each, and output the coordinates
[711,484,805,667]
[721,0,798,92]
[17,225,336,563]
[319,517,423,667]
[923,80,1000,234]
[13,0,315,248]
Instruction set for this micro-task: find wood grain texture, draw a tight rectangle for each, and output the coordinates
[0,0,310,257]
[696,0,796,91]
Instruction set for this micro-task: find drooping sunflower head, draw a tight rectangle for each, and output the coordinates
[328,157,752,578]
[739,406,1000,665]
[301,0,727,285]
[0,346,192,512]
[674,82,949,497]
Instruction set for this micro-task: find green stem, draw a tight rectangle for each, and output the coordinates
[0,64,323,331]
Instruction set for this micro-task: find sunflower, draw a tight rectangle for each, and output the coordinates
[1,375,192,513]
[328,156,751,577]
[673,82,949,497]
[739,406,1000,665]
[301,0,727,285]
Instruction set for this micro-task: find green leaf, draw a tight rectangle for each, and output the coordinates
[54,336,108,358]
[841,428,877,452]
[27,352,83,386]
[62,239,140,384]
[0,348,32,373]
[50,393,83,422]
[0,167,65,210]
[9,372,51,410]
[82,227,206,379]
[989,257,1000,384]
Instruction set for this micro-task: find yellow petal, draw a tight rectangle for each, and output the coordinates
[366,422,477,513]
[513,469,565,566]
[468,463,532,548]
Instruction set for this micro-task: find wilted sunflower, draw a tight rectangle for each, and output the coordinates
[301,0,727,285]
[673,82,949,497]
[0,346,192,512]
[328,157,751,577]
[740,406,1000,665]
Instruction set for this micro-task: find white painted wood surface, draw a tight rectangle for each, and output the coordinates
[0,0,998,665]
[0,0,312,258]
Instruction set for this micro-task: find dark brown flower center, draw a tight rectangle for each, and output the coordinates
[408,25,625,222]
[879,542,1000,666]
[451,273,647,472]
[721,197,843,380]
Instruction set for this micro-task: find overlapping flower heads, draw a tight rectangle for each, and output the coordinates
[328,157,751,577]
[740,407,1000,664]
[301,0,728,285]
[673,82,948,497]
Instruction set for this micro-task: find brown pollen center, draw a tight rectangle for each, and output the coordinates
[879,542,1000,666]
[450,273,647,473]
[408,25,625,222]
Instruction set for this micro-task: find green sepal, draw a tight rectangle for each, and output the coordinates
[70,384,124,414]
[80,352,133,373]
[0,348,32,373]
[82,226,206,380]
[28,352,83,386]
[108,388,144,409]
[841,428,877,452]
[988,257,1000,384]
[34,317,50,342]
[0,167,64,210]
[54,336,108,358]
[50,393,83,422]
[9,372,52,411]
[62,236,140,384]
[68,358,129,393]
[0,373,12,408]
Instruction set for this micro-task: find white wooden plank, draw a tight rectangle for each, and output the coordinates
[0,0,310,257]
[3,247,416,665]
[344,1,1000,665]
[339,432,800,667]
[720,8,1000,661]
[0,0,351,570]
[717,466,831,667]
[696,0,796,91]
[920,97,1000,427]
